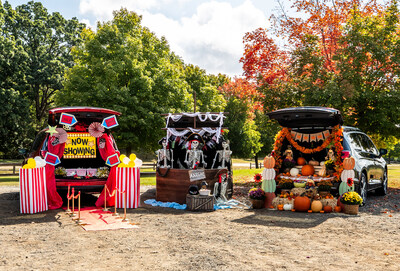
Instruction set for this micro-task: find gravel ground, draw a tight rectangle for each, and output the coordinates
[0,185,399,271]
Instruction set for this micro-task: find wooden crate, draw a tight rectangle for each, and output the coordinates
[156,168,231,204]
[186,194,215,211]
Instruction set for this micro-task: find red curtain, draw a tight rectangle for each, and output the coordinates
[95,133,120,207]
[45,136,64,210]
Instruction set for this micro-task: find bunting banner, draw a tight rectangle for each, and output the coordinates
[292,130,330,142]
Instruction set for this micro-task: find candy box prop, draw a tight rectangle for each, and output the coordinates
[115,167,140,208]
[19,168,48,214]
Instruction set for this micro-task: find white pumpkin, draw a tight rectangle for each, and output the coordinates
[290,167,299,177]
[283,203,293,211]
[262,168,276,180]
[341,169,355,182]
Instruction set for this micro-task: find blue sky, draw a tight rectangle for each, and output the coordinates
[6,0,290,77]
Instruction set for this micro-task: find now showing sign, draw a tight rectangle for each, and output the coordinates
[189,169,206,182]
[63,133,96,159]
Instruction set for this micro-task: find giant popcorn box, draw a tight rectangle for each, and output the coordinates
[19,168,48,214]
[115,167,140,208]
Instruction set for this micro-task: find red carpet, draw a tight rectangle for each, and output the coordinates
[68,207,139,231]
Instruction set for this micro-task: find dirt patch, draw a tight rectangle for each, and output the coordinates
[0,185,399,271]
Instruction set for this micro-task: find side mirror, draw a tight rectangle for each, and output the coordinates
[379,148,388,156]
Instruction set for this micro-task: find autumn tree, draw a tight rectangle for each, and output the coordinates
[220,78,264,161]
[241,0,400,142]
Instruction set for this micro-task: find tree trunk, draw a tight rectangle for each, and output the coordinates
[255,155,259,169]
[126,146,132,155]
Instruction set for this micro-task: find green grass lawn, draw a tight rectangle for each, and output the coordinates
[2,164,400,188]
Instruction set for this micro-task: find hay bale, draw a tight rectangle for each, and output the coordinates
[320,198,337,209]
[272,197,294,209]
[291,188,305,196]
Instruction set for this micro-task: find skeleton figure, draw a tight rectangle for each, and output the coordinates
[212,140,232,169]
[156,138,173,168]
[184,140,206,169]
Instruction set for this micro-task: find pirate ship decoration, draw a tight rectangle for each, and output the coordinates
[156,112,233,204]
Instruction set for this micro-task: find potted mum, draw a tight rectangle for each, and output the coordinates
[317,180,332,197]
[278,179,294,193]
[248,188,266,209]
[340,191,363,215]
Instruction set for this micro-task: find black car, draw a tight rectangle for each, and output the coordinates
[267,106,388,204]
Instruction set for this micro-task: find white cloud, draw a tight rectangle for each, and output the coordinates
[78,0,269,77]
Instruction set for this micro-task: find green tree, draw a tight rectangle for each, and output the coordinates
[1,1,85,128]
[58,9,192,152]
[184,64,226,112]
[223,97,262,159]
[337,1,400,137]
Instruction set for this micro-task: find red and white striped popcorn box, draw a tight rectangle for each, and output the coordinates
[115,167,140,208]
[19,168,48,214]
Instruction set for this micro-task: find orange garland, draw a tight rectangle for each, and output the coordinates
[283,127,334,154]
[272,125,344,181]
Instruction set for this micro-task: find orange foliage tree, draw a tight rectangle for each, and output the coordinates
[240,0,400,138]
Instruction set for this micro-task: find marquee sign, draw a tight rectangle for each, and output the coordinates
[63,133,96,159]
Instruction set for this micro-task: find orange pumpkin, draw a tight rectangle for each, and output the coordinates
[311,200,323,212]
[334,206,342,213]
[294,195,311,212]
[301,164,315,176]
[343,156,356,170]
[308,159,319,166]
[263,156,275,169]
[323,205,333,213]
[297,157,306,166]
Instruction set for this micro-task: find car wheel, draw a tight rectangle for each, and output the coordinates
[358,172,368,206]
[376,170,388,196]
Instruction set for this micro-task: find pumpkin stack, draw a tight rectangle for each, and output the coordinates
[262,156,277,208]
[339,157,355,195]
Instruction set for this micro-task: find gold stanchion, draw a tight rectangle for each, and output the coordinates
[74,192,84,224]
[122,192,128,222]
[66,185,71,214]
[112,188,119,216]
[71,188,76,217]
[103,185,109,212]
